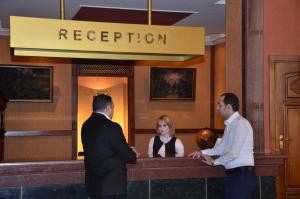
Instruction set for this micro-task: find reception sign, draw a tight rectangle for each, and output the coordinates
[10,16,205,61]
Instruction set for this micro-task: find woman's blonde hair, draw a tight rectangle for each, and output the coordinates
[156,115,175,137]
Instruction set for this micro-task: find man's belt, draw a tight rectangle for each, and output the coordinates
[225,166,255,175]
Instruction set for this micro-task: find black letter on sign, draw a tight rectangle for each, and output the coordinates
[74,30,82,41]
[158,34,167,45]
[114,32,122,42]
[101,31,109,42]
[59,29,68,40]
[87,31,96,41]
[127,32,134,43]
[145,33,154,44]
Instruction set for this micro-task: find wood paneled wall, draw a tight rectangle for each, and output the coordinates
[4,131,73,162]
[263,0,300,154]
[0,36,73,131]
[134,47,212,130]
[0,36,74,162]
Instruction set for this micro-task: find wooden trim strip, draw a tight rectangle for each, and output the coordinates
[72,64,78,160]
[4,130,73,137]
[134,128,224,136]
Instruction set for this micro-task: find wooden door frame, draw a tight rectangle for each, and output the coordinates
[269,55,300,199]
[71,60,135,159]
[269,55,300,153]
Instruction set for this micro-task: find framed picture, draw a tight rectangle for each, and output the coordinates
[150,67,196,101]
[0,65,53,102]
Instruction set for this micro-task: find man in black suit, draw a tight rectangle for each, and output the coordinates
[81,94,139,199]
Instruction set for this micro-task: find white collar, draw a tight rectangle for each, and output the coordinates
[224,111,239,126]
[94,111,111,121]
[159,134,172,144]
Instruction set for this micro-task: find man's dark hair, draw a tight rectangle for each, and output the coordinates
[221,93,239,111]
[92,94,113,112]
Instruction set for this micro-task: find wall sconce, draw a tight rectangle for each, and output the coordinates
[89,88,111,97]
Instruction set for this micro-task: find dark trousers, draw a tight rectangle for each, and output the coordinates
[224,168,256,199]
[90,195,126,199]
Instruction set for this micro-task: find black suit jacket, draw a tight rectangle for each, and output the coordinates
[81,113,137,197]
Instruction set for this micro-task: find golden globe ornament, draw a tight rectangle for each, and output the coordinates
[196,129,218,149]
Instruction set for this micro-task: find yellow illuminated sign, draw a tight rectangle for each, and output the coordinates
[10,16,205,61]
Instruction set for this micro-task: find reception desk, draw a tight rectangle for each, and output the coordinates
[0,154,286,199]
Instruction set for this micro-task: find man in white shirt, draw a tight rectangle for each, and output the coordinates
[189,93,256,199]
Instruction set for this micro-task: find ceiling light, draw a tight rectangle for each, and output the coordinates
[0,20,10,36]
[205,33,226,46]
[215,0,226,5]
[79,5,198,14]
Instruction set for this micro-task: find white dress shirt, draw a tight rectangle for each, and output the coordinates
[148,135,184,157]
[94,111,111,120]
[201,112,254,169]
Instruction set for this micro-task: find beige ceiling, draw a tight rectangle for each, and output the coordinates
[0,0,225,32]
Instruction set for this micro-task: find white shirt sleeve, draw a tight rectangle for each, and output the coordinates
[175,138,184,157]
[201,132,226,156]
[214,122,250,166]
[201,113,254,168]
[148,137,155,155]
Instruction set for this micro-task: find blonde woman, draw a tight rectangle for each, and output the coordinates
[148,115,184,157]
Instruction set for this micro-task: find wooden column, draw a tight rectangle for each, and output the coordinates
[226,0,243,111]
[244,0,264,152]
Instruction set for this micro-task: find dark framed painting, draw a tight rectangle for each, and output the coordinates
[150,67,196,101]
[0,65,53,102]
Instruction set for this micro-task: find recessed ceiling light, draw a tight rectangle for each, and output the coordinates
[205,33,226,46]
[215,0,226,5]
[0,20,9,36]
[80,5,198,14]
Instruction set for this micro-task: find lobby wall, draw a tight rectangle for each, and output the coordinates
[0,36,73,131]
[134,47,221,155]
[263,0,300,152]
[134,48,212,129]
[0,36,73,161]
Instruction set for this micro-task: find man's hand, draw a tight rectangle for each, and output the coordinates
[188,150,202,159]
[201,154,214,166]
[130,146,140,158]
